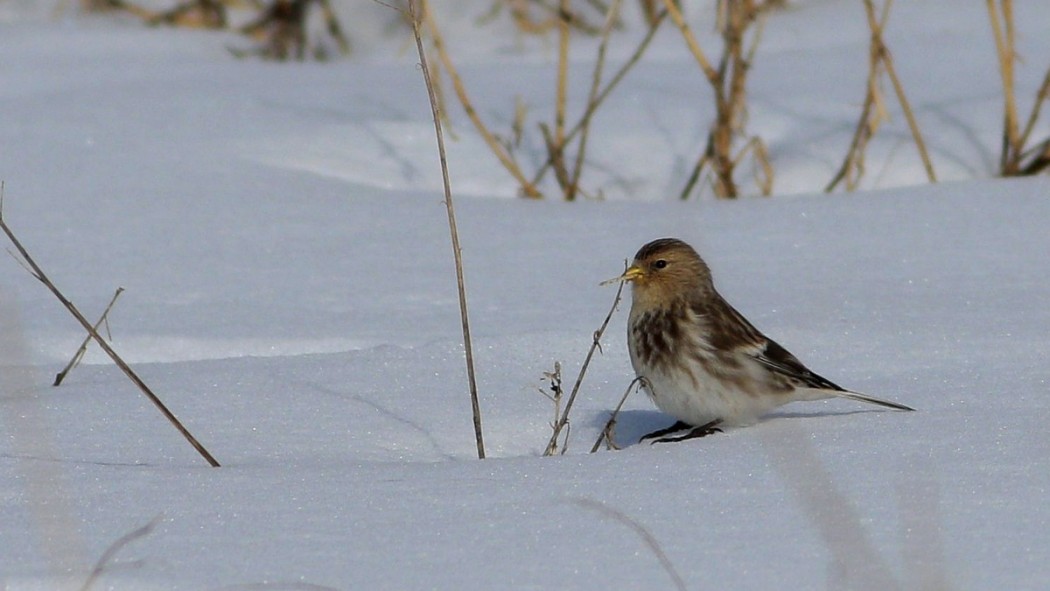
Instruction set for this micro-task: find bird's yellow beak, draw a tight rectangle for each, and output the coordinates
[600,264,644,286]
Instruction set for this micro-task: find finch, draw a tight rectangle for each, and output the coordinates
[611,238,914,443]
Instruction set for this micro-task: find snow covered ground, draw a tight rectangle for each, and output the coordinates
[1,1,1049,589]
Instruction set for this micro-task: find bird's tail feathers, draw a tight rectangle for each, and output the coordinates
[833,390,915,412]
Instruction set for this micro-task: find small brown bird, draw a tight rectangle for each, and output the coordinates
[610,238,914,443]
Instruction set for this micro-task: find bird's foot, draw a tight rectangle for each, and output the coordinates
[639,420,692,443]
[646,419,723,444]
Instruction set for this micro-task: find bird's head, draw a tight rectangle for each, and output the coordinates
[605,238,714,307]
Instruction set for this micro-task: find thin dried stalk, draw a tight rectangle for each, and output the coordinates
[508,0,558,34]
[0,188,220,467]
[638,0,661,27]
[590,376,644,453]
[826,72,881,192]
[555,0,570,147]
[543,274,626,456]
[409,0,486,459]
[54,287,125,387]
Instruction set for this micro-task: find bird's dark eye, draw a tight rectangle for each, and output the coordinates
[653,259,668,270]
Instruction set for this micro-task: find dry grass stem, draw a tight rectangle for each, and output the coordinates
[543,271,626,456]
[590,376,644,452]
[0,186,220,467]
[408,0,486,459]
[53,287,125,387]
[1018,69,1050,153]
[874,20,935,182]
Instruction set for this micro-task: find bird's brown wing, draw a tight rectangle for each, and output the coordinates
[713,296,847,393]
[752,338,847,392]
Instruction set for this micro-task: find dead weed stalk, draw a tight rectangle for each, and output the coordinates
[408,0,487,459]
[668,0,777,199]
[543,272,625,456]
[590,376,644,452]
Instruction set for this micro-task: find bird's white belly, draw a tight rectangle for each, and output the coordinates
[634,356,781,428]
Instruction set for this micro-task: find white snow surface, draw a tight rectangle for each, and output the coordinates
[2,1,1049,589]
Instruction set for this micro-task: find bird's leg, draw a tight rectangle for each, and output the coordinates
[639,420,693,443]
[649,420,723,444]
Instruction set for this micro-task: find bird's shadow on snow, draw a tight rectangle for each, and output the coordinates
[594,407,890,447]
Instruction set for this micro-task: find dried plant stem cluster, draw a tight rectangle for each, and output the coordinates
[498,0,620,35]
[421,0,665,200]
[986,0,1050,176]
[431,0,1049,199]
[100,0,350,60]
[826,0,936,193]
[668,0,776,199]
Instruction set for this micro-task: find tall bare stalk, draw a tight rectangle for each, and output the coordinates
[408,0,486,459]
[590,376,644,452]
